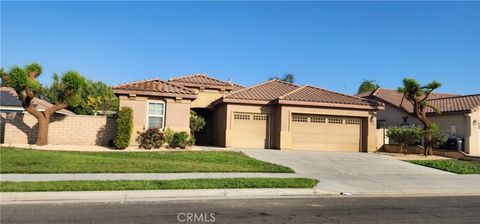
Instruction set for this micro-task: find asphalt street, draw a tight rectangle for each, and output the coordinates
[2,196,480,224]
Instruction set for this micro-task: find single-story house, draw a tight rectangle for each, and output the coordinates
[359,88,480,156]
[113,74,384,152]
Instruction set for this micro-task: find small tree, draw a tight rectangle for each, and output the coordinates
[397,78,442,156]
[357,79,380,94]
[386,125,423,154]
[1,63,86,145]
[190,111,206,138]
[85,81,119,116]
[269,73,295,83]
[39,77,118,115]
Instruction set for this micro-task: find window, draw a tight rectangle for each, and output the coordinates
[292,115,308,122]
[253,114,268,121]
[402,116,409,123]
[345,119,361,125]
[147,101,165,129]
[310,116,326,123]
[328,118,343,124]
[377,120,386,129]
[234,114,250,120]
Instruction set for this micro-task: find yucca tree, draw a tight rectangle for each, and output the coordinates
[398,78,441,156]
[1,63,86,145]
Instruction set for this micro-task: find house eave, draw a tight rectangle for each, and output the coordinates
[113,89,197,100]
[276,99,384,110]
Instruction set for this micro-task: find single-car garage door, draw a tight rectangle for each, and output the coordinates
[232,113,270,149]
[291,114,361,152]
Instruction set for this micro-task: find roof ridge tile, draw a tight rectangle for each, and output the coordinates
[277,85,306,99]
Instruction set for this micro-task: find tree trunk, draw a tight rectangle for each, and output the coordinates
[36,115,50,145]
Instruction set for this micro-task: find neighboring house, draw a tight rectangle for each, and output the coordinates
[0,87,76,143]
[0,87,75,115]
[360,88,480,156]
[113,74,384,152]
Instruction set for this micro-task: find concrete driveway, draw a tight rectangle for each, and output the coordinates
[241,149,480,195]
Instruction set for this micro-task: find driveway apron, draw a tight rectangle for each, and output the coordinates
[241,149,480,195]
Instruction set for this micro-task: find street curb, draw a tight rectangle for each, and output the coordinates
[1,189,478,204]
[0,188,335,204]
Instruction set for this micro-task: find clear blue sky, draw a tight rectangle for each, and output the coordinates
[2,1,479,95]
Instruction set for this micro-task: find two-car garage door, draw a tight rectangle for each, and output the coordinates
[291,114,362,152]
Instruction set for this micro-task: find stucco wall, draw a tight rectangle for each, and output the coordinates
[376,103,421,127]
[191,89,226,109]
[118,95,192,145]
[1,112,116,145]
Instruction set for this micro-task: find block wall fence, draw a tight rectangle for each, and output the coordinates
[0,112,116,146]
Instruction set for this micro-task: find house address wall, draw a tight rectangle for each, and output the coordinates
[1,112,116,146]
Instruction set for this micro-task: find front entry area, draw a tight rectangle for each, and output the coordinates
[231,113,270,149]
[291,114,362,152]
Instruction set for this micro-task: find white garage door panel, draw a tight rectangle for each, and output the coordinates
[232,113,269,149]
[291,115,361,152]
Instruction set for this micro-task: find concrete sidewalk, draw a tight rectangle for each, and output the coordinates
[0,173,303,182]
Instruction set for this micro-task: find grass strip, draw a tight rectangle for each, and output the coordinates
[407,159,480,174]
[0,147,294,173]
[0,178,319,192]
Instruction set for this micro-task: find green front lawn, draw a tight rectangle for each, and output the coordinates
[0,178,318,192]
[407,160,480,174]
[0,147,293,173]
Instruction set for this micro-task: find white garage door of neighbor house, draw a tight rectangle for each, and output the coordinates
[291,114,362,152]
[232,113,270,149]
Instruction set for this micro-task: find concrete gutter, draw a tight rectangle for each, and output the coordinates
[2,188,479,205]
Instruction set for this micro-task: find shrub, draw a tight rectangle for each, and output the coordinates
[136,128,164,149]
[163,128,175,146]
[427,123,447,148]
[170,131,195,149]
[386,125,422,154]
[114,107,133,149]
[190,111,206,136]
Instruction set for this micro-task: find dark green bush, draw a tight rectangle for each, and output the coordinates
[136,128,164,149]
[170,131,194,149]
[114,107,133,149]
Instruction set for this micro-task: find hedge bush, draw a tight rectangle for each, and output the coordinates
[163,128,175,146]
[136,128,164,149]
[170,131,195,149]
[114,107,133,149]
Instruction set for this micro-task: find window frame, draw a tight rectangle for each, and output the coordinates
[146,100,166,130]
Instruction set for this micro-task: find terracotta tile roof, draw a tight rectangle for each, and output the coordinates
[232,83,246,92]
[113,78,197,99]
[278,85,380,107]
[0,87,76,115]
[169,74,240,91]
[428,94,480,113]
[361,88,460,113]
[223,79,299,103]
[217,80,383,110]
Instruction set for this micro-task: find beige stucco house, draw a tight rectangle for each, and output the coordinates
[360,88,480,156]
[113,74,384,152]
